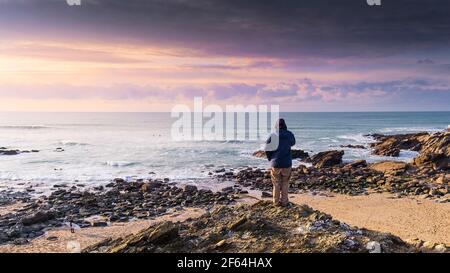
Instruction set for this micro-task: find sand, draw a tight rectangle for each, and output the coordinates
[286,192,450,245]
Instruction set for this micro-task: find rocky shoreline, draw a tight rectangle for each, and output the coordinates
[214,131,449,201]
[0,130,449,252]
[0,179,237,245]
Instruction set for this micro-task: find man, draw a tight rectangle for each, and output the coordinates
[265,118,296,207]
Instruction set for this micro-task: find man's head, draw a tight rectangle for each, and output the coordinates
[275,118,287,130]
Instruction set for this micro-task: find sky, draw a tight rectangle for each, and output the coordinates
[0,0,450,112]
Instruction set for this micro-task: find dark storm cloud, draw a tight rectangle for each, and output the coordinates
[1,0,450,59]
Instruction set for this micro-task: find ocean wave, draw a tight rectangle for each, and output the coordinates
[337,133,372,143]
[58,140,90,146]
[379,127,442,133]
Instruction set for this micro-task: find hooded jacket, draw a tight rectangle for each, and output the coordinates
[265,128,296,168]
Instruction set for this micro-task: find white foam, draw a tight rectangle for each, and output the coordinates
[337,133,372,143]
[379,127,442,133]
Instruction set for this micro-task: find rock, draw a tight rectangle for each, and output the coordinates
[291,150,310,160]
[0,150,19,155]
[434,244,447,253]
[435,175,447,184]
[369,161,408,175]
[372,138,401,157]
[141,181,162,192]
[422,241,436,249]
[21,211,55,225]
[414,152,449,170]
[221,186,234,193]
[343,160,367,169]
[92,221,108,227]
[366,241,382,253]
[227,216,248,231]
[311,150,344,168]
[215,239,227,248]
[261,191,272,198]
[47,236,58,241]
[113,178,125,183]
[340,144,365,149]
[113,221,178,252]
[183,185,198,193]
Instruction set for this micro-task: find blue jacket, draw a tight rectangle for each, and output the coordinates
[265,129,296,168]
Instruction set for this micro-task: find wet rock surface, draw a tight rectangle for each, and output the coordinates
[0,147,39,156]
[84,201,427,253]
[0,179,236,245]
[310,150,344,168]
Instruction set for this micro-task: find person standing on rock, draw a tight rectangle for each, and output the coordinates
[265,118,296,207]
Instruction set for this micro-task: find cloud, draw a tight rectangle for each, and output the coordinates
[417,59,435,65]
[1,0,450,60]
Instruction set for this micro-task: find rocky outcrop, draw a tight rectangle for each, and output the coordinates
[369,132,428,157]
[252,149,309,160]
[84,201,422,253]
[413,132,450,170]
[310,150,344,168]
[369,131,449,170]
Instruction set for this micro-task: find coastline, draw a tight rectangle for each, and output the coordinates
[0,130,449,253]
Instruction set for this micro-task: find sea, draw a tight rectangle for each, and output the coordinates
[0,112,449,193]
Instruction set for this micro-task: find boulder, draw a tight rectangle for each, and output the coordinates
[21,211,55,226]
[141,181,163,192]
[369,161,408,175]
[311,150,344,168]
[183,185,198,193]
[413,132,449,170]
[414,153,449,170]
[343,160,367,169]
[0,150,19,155]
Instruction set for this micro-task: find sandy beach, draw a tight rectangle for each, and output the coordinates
[289,192,450,245]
